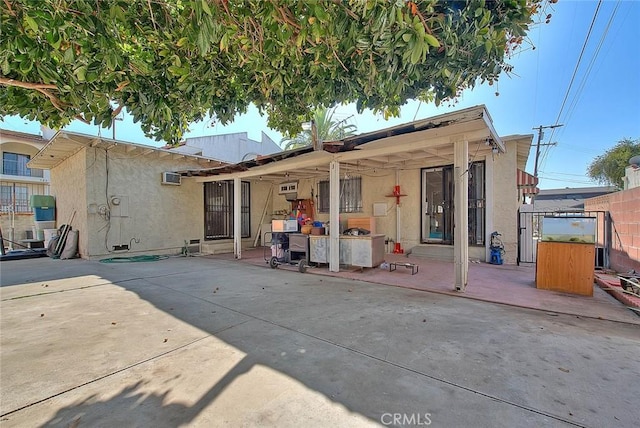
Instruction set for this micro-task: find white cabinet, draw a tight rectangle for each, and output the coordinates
[309,235,385,268]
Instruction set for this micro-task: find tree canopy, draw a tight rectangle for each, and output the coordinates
[587,138,640,189]
[1,0,547,144]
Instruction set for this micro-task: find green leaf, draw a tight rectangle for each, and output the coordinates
[19,58,33,73]
[24,15,38,32]
[201,0,212,17]
[424,34,440,48]
[410,44,422,64]
[75,65,87,82]
[484,40,492,55]
[402,33,412,43]
[63,47,74,63]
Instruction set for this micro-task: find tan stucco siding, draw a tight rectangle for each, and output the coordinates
[1,141,44,156]
[489,142,519,263]
[51,147,206,259]
[247,179,275,238]
[50,148,89,255]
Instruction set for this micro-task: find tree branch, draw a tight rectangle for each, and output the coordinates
[0,77,58,91]
[0,77,68,112]
[3,0,15,16]
[112,104,124,117]
[277,6,301,30]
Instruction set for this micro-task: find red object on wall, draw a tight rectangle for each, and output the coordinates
[386,186,407,204]
[393,242,404,254]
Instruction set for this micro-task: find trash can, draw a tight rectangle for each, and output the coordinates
[30,195,56,221]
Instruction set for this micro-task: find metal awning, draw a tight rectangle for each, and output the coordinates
[517,169,539,194]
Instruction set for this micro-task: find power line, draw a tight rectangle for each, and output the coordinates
[552,0,602,125]
[549,0,603,143]
[561,0,620,132]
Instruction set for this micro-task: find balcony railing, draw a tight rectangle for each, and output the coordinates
[1,160,44,178]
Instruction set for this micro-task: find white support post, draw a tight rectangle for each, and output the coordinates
[454,140,469,291]
[395,170,401,248]
[329,160,340,272]
[233,177,241,259]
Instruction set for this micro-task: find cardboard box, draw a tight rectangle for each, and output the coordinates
[272,219,298,232]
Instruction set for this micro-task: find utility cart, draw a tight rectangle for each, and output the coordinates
[264,219,310,273]
[264,232,310,273]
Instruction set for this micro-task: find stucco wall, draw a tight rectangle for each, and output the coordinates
[0,213,38,243]
[50,148,89,255]
[585,187,640,273]
[490,142,520,264]
[259,154,521,262]
[51,147,206,259]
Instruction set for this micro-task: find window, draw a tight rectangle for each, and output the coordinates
[318,176,362,213]
[0,184,30,213]
[2,152,31,176]
[421,162,485,246]
[204,181,250,240]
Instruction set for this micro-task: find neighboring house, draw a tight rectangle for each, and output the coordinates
[27,131,230,258]
[167,132,282,164]
[532,186,617,212]
[0,129,50,246]
[28,105,534,291]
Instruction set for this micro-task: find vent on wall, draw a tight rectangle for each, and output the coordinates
[162,172,182,185]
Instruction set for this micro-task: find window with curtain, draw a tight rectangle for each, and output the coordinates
[204,181,250,240]
[318,176,362,213]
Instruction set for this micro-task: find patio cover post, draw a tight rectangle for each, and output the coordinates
[329,160,340,272]
[454,139,469,291]
[233,177,241,259]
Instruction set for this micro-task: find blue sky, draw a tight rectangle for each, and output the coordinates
[3,0,639,190]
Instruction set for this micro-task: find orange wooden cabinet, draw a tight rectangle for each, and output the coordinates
[536,241,595,296]
[347,217,376,234]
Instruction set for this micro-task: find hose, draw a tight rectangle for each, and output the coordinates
[99,255,167,263]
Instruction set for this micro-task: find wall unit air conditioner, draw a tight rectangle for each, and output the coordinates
[278,181,298,194]
[161,171,182,185]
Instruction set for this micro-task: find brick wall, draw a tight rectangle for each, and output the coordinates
[585,187,640,273]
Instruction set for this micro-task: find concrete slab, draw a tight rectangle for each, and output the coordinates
[1,257,639,427]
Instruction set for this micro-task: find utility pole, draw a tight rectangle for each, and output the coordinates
[111,114,123,140]
[532,124,563,179]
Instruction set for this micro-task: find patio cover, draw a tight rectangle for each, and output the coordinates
[180,105,506,292]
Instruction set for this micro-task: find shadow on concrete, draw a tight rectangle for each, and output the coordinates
[39,357,260,428]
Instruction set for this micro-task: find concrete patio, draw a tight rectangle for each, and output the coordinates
[1,256,639,427]
[216,248,640,325]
